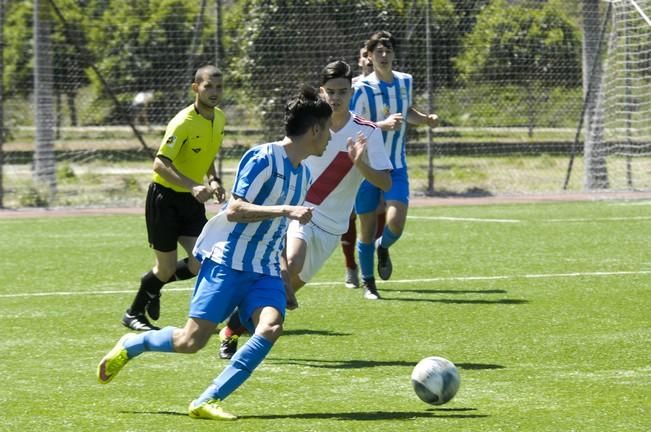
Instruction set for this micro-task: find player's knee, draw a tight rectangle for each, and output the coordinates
[256,322,283,343]
[153,265,176,282]
[175,329,210,353]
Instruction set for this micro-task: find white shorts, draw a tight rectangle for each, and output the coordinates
[286,220,340,283]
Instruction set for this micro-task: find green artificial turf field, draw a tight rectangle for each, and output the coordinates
[1,200,649,431]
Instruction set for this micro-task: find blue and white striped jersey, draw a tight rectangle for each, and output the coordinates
[350,71,413,170]
[193,142,311,276]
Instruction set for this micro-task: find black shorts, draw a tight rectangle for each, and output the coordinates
[145,182,208,252]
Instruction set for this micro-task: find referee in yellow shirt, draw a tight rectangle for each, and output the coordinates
[122,65,227,331]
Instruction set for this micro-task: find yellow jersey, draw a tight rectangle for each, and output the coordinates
[153,104,225,192]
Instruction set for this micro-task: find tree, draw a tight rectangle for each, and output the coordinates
[454,0,581,87]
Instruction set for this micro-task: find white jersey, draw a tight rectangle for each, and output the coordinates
[303,112,392,235]
[193,142,311,276]
[350,71,413,170]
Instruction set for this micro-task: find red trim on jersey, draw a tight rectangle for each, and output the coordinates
[352,114,377,128]
[305,151,354,205]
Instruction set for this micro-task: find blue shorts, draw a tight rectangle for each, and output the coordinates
[355,167,410,214]
[189,259,286,333]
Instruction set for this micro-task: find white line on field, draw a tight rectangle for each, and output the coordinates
[3,270,651,298]
[544,216,651,222]
[408,216,521,223]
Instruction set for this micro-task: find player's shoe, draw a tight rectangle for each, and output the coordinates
[188,399,237,421]
[362,278,381,300]
[122,311,160,331]
[344,267,360,288]
[375,240,393,280]
[97,333,134,384]
[145,292,161,321]
[218,327,239,360]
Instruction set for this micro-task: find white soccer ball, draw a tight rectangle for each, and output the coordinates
[411,356,460,405]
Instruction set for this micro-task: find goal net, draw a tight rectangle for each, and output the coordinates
[583,0,651,190]
[0,0,648,208]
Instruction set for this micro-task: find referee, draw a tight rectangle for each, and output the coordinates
[122,65,226,331]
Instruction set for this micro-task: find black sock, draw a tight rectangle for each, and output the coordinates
[128,271,165,315]
[169,258,195,282]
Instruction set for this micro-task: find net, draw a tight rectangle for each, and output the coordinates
[1,0,645,208]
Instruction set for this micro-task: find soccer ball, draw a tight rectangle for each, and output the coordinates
[411,356,460,405]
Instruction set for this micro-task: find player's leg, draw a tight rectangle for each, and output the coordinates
[375,168,409,280]
[341,212,359,288]
[355,180,382,300]
[97,318,215,385]
[123,183,178,330]
[123,248,177,331]
[190,275,286,420]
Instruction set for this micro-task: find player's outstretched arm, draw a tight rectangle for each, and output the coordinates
[407,107,438,128]
[226,196,313,224]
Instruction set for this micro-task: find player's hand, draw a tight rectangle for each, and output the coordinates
[212,184,226,203]
[346,132,368,165]
[382,113,403,131]
[191,184,213,203]
[426,114,439,128]
[285,285,299,310]
[287,206,313,225]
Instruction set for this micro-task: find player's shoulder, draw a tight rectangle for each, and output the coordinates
[353,73,379,90]
[167,104,196,126]
[393,70,413,81]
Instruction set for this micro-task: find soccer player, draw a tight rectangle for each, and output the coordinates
[285,60,391,304]
[97,86,332,421]
[217,60,391,359]
[351,30,439,298]
[121,65,227,331]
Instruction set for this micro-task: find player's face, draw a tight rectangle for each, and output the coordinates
[370,44,394,73]
[311,118,332,157]
[194,75,224,109]
[320,78,352,115]
[358,48,372,75]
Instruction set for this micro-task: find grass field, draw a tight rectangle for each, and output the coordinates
[1,200,650,431]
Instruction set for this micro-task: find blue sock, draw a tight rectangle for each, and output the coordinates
[123,326,175,358]
[357,240,375,280]
[379,226,401,249]
[195,334,273,404]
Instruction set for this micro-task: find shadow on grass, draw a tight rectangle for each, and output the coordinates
[382,296,529,305]
[282,328,351,337]
[122,408,487,420]
[265,357,505,370]
[384,288,508,294]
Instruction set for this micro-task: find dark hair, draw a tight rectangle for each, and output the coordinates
[320,60,353,85]
[366,30,396,53]
[284,85,332,137]
[194,65,222,83]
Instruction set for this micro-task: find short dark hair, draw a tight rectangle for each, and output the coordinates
[320,60,353,85]
[366,30,396,53]
[194,65,222,83]
[284,85,332,137]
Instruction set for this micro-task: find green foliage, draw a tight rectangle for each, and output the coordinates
[454,0,581,86]
[56,162,77,181]
[432,84,582,128]
[16,186,49,207]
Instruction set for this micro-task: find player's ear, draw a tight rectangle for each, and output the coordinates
[191,81,199,93]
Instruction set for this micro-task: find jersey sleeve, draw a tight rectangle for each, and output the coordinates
[366,127,393,171]
[350,84,371,120]
[157,118,187,161]
[232,147,272,202]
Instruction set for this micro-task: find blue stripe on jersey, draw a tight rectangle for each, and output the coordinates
[392,80,404,166]
[363,84,378,122]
